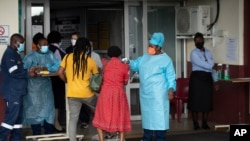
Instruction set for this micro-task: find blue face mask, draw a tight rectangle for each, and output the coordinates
[40,46,49,53]
[86,49,89,54]
[17,43,25,53]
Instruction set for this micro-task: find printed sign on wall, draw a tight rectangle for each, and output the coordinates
[0,25,9,45]
[55,16,80,50]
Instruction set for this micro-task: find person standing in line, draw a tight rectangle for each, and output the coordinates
[32,32,44,51]
[22,36,60,135]
[57,37,99,141]
[47,30,66,132]
[65,33,103,129]
[188,32,214,130]
[126,32,176,141]
[90,41,103,70]
[65,32,80,54]
[0,33,36,140]
[64,32,92,129]
[92,46,131,141]
[79,41,103,129]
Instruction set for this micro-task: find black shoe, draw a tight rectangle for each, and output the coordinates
[80,123,88,129]
[193,122,200,130]
[54,127,66,133]
[202,122,210,130]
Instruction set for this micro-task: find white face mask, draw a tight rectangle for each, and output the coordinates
[71,39,76,46]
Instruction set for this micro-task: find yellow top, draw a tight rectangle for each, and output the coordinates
[60,54,99,98]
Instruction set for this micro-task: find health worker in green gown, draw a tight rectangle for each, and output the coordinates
[22,36,60,135]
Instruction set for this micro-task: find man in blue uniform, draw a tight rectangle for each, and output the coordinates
[0,33,36,141]
[128,32,176,141]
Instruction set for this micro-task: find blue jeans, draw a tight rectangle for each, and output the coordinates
[142,129,167,141]
[31,120,54,135]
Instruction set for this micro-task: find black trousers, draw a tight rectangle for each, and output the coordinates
[79,103,92,124]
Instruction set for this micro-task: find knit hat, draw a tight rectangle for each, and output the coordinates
[149,32,165,47]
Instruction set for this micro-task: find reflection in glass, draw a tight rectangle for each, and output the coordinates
[130,72,140,83]
[129,6,143,59]
[130,88,141,115]
[129,6,143,83]
[31,5,44,25]
[147,6,176,68]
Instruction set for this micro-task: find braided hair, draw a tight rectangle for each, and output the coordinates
[65,37,91,80]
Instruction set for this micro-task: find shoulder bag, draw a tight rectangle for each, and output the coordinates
[89,59,109,92]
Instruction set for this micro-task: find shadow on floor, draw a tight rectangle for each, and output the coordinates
[126,131,229,141]
[23,118,222,140]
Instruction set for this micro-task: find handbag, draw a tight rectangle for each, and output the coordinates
[89,73,103,92]
[89,59,109,92]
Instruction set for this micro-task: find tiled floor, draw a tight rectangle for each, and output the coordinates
[23,117,218,141]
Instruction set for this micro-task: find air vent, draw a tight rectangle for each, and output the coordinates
[176,5,211,36]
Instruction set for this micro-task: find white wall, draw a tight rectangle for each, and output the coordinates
[186,0,244,65]
[0,0,19,61]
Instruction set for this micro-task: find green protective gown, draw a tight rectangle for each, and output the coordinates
[22,50,60,125]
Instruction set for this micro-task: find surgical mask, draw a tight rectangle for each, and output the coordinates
[147,47,156,55]
[195,42,204,50]
[17,43,25,52]
[40,46,49,53]
[71,39,76,46]
[85,49,89,54]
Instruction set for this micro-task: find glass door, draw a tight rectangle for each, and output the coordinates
[124,2,144,120]
[147,5,176,69]
[124,1,180,120]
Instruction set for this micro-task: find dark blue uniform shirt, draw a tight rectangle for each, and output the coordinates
[0,46,29,99]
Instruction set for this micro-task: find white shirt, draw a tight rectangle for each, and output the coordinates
[91,51,103,69]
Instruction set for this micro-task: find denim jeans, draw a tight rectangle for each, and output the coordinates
[142,129,167,141]
[31,120,54,135]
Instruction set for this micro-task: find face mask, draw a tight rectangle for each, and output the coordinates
[40,46,49,53]
[71,39,76,46]
[17,43,25,52]
[148,47,156,55]
[58,42,62,47]
[85,49,89,54]
[195,42,204,49]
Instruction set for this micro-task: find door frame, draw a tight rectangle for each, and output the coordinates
[25,0,50,53]
[124,1,180,120]
[124,1,148,120]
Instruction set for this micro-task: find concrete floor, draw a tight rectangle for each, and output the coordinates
[22,117,218,141]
